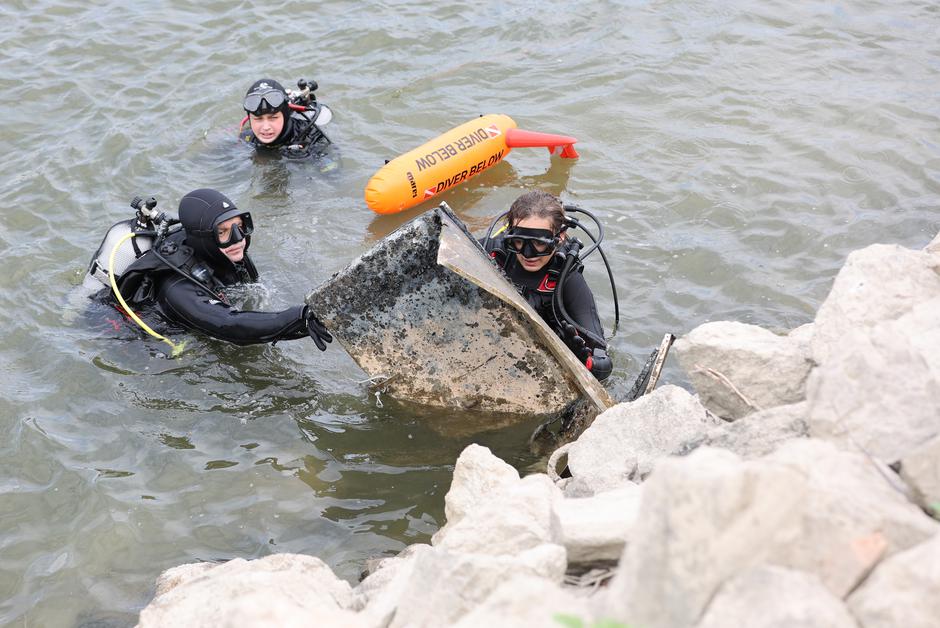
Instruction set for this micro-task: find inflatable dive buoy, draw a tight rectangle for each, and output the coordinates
[365,114,579,215]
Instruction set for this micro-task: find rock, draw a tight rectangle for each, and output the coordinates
[926,231,940,255]
[674,321,814,420]
[452,574,595,628]
[564,385,719,493]
[433,444,519,545]
[554,484,642,563]
[684,401,808,459]
[847,532,940,628]
[900,434,940,518]
[811,244,940,365]
[601,441,937,628]
[137,554,362,628]
[352,544,434,627]
[433,474,561,556]
[390,544,567,628]
[153,562,216,597]
[696,565,858,628]
[807,296,940,462]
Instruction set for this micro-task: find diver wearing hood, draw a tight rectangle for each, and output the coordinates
[238,78,332,160]
[484,191,612,381]
[112,188,332,348]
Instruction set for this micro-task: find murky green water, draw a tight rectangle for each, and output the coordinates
[1,0,938,625]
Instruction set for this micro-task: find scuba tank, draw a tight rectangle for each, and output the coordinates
[84,196,162,290]
[84,195,189,356]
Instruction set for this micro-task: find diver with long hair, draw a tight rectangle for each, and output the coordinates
[483,190,614,381]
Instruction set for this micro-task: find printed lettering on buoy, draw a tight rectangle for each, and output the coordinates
[364,114,578,215]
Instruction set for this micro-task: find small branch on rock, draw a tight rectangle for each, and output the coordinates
[695,364,763,412]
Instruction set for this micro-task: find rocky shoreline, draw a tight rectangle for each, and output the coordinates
[137,231,940,628]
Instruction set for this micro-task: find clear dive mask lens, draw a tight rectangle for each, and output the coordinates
[243,90,286,115]
[215,213,254,247]
[504,227,558,259]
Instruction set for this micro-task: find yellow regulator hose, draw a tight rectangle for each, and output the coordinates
[108,231,186,357]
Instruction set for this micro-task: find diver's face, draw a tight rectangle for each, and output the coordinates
[512,216,558,273]
[218,216,247,263]
[249,111,284,144]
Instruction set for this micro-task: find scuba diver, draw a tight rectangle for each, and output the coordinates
[85,189,332,353]
[238,78,334,161]
[483,190,616,381]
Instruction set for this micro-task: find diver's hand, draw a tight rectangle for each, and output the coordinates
[303,307,333,351]
[561,323,592,363]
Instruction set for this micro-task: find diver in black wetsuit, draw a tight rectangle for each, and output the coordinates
[112,188,332,348]
[238,78,332,161]
[484,190,613,381]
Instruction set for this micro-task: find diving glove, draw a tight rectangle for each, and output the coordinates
[561,323,592,363]
[303,306,333,351]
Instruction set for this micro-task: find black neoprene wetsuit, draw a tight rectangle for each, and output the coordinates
[240,109,330,160]
[484,237,605,350]
[112,190,311,346]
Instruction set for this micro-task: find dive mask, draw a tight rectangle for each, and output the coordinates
[504,226,559,258]
[244,90,286,115]
[214,212,254,247]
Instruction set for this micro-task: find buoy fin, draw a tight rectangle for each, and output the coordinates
[505,128,579,159]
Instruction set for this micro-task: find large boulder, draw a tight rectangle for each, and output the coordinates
[696,565,858,628]
[847,532,940,628]
[435,443,519,537]
[811,244,940,365]
[601,441,937,628]
[389,544,567,628]
[554,484,642,563]
[564,385,719,493]
[679,401,809,459]
[674,321,814,420]
[433,474,561,556]
[807,295,940,462]
[137,554,362,628]
[900,434,940,518]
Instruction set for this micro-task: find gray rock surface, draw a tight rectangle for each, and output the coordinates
[807,295,940,462]
[681,401,808,459]
[696,565,858,628]
[675,321,814,420]
[565,385,718,493]
[452,574,594,628]
[811,244,940,365]
[848,532,940,628]
[900,434,940,518]
[433,474,561,556]
[554,484,642,563]
[389,544,567,628]
[602,441,937,628]
[136,554,361,628]
[436,443,519,536]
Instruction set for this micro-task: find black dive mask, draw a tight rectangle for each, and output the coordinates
[214,212,254,247]
[244,90,286,115]
[504,226,560,258]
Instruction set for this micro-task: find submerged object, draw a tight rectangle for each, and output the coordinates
[365,114,579,215]
[307,204,612,415]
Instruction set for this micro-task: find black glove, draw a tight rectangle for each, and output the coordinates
[588,348,613,382]
[561,323,592,363]
[304,307,333,351]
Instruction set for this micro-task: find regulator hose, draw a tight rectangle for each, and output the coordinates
[108,231,186,357]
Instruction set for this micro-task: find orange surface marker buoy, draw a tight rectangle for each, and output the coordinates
[365,114,579,215]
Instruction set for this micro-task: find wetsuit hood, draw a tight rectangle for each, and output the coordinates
[244,78,293,146]
[178,189,254,282]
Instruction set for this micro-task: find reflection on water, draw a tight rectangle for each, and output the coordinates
[1,0,939,624]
